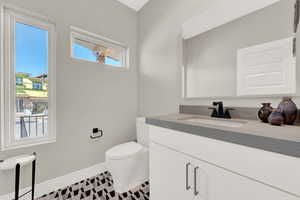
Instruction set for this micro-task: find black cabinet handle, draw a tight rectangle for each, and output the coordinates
[186,163,191,190]
[194,167,199,196]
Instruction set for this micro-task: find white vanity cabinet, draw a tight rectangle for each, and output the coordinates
[149,125,300,200]
[150,142,194,200]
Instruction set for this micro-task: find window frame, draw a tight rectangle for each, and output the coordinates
[0,4,57,151]
[70,26,130,68]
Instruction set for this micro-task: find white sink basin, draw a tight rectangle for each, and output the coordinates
[181,117,246,128]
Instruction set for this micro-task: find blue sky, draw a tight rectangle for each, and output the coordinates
[73,43,122,66]
[16,22,121,77]
[16,22,48,76]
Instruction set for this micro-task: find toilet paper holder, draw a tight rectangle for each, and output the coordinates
[91,128,103,139]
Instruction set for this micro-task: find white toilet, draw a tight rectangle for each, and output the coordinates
[105,118,149,193]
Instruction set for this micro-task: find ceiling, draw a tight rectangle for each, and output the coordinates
[116,0,149,11]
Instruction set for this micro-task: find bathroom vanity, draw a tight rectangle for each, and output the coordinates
[147,0,300,198]
[146,114,300,200]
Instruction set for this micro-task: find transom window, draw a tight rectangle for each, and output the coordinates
[70,27,129,68]
[1,5,56,150]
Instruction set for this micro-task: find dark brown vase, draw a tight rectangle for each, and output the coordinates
[278,97,298,125]
[258,103,273,123]
[268,109,284,126]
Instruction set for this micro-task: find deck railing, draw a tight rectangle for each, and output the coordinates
[16,114,48,138]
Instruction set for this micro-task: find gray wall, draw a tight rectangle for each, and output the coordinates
[138,0,300,117]
[1,0,300,196]
[0,0,138,195]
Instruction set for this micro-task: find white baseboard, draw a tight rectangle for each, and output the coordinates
[0,162,107,200]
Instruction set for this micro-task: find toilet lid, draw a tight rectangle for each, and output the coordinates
[106,142,144,160]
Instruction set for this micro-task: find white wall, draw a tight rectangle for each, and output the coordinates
[0,0,138,195]
[138,0,300,117]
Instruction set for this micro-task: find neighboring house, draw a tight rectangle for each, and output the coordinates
[16,72,48,115]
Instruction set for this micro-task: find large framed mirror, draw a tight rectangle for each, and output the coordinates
[182,0,299,99]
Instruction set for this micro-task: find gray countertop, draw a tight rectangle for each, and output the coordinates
[146,114,300,158]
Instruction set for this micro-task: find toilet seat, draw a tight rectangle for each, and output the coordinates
[106,142,145,160]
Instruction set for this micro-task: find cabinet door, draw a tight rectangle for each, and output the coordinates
[150,142,194,200]
[193,158,299,200]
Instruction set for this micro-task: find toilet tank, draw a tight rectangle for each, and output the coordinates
[136,118,149,148]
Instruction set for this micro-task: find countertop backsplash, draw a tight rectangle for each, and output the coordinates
[179,105,300,123]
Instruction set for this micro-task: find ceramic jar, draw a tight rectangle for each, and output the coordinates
[268,109,284,126]
[258,103,273,123]
[278,97,298,125]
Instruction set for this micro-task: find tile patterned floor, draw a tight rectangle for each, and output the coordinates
[37,171,149,200]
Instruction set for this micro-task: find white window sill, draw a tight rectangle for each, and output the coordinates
[1,138,56,151]
[70,57,130,71]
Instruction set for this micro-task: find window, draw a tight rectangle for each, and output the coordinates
[16,76,23,85]
[0,5,56,150]
[70,27,129,68]
[32,82,43,90]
